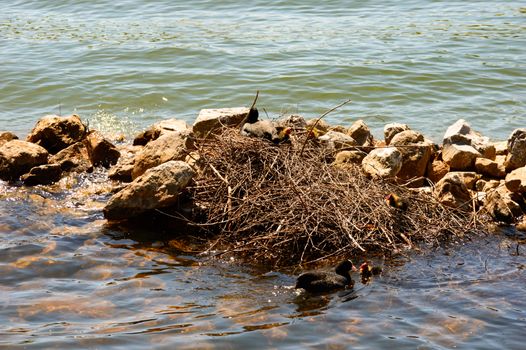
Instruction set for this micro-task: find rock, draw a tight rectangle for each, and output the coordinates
[433,172,472,209]
[84,131,120,168]
[0,131,18,146]
[134,118,192,146]
[475,179,501,192]
[516,217,526,232]
[133,127,161,146]
[0,140,48,181]
[318,131,357,149]
[474,157,506,178]
[21,164,62,186]
[362,147,402,178]
[449,171,479,190]
[193,107,250,138]
[333,150,366,166]
[493,141,508,156]
[329,125,348,133]
[26,114,87,154]
[390,130,433,185]
[103,160,195,220]
[347,120,373,146]
[108,145,141,182]
[48,142,92,173]
[505,167,526,194]
[384,123,410,145]
[306,119,331,133]
[426,158,449,184]
[442,144,481,171]
[443,119,495,160]
[279,115,307,128]
[484,186,523,223]
[505,129,526,171]
[131,132,193,179]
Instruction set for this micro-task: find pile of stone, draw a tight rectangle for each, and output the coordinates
[1,108,525,232]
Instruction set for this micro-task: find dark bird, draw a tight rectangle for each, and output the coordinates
[359,262,382,280]
[295,260,355,293]
[384,193,408,211]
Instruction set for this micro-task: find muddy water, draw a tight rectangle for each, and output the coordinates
[1,170,525,349]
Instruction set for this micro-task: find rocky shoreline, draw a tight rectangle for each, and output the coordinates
[1,108,525,263]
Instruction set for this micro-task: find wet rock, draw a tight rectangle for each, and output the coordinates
[0,140,48,181]
[134,118,192,146]
[390,130,433,185]
[505,129,526,171]
[131,132,193,180]
[193,107,250,138]
[433,172,472,209]
[362,147,402,178]
[318,131,357,149]
[505,167,526,194]
[84,131,120,168]
[426,157,449,184]
[347,120,373,146]
[133,127,161,146]
[333,150,366,166]
[26,114,87,154]
[0,131,18,146]
[442,143,481,171]
[443,119,495,160]
[484,186,523,223]
[384,123,410,145]
[103,160,195,220]
[107,145,141,182]
[49,142,92,173]
[474,157,506,178]
[21,164,62,186]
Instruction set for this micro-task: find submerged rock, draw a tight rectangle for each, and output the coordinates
[26,114,87,154]
[362,147,402,178]
[0,140,48,181]
[84,130,120,168]
[193,107,250,138]
[505,129,526,171]
[103,160,195,220]
[21,164,62,186]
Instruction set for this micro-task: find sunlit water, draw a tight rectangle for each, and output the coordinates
[1,1,526,349]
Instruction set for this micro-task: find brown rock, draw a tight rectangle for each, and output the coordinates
[318,131,357,149]
[384,123,410,145]
[49,142,92,173]
[333,150,366,166]
[279,115,307,128]
[84,131,120,168]
[474,157,506,178]
[475,179,501,192]
[134,118,192,146]
[347,120,373,146]
[449,171,479,190]
[426,158,449,184]
[390,130,433,185]
[26,114,87,154]
[306,119,331,133]
[193,107,250,138]
[505,129,526,171]
[21,164,62,186]
[108,145,141,182]
[443,119,495,160]
[484,186,523,223]
[433,172,472,209]
[442,144,481,171]
[131,132,193,179]
[0,131,18,146]
[493,141,508,156]
[362,147,402,178]
[516,217,526,232]
[505,167,526,194]
[103,160,195,220]
[0,140,48,181]
[133,128,161,146]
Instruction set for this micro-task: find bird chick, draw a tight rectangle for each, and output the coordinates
[359,262,382,280]
[273,126,292,144]
[384,193,408,211]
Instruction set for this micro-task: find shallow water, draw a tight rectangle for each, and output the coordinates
[1,1,526,349]
[0,1,525,140]
[1,175,525,349]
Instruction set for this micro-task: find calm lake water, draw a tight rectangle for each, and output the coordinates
[1,1,526,349]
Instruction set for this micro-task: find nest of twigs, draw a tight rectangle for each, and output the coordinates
[186,127,485,266]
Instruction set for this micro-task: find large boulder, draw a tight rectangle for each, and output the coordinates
[84,131,120,168]
[504,129,526,171]
[443,119,495,159]
[442,143,481,171]
[26,114,87,154]
[103,161,195,220]
[484,186,523,223]
[0,140,48,181]
[362,147,402,178]
[347,120,373,146]
[384,123,410,145]
[505,167,526,194]
[0,131,18,147]
[21,164,62,186]
[131,132,193,179]
[48,141,92,173]
[390,130,433,185]
[474,157,506,178]
[433,172,472,209]
[193,107,250,138]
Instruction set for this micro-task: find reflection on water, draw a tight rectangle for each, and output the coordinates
[1,174,525,349]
